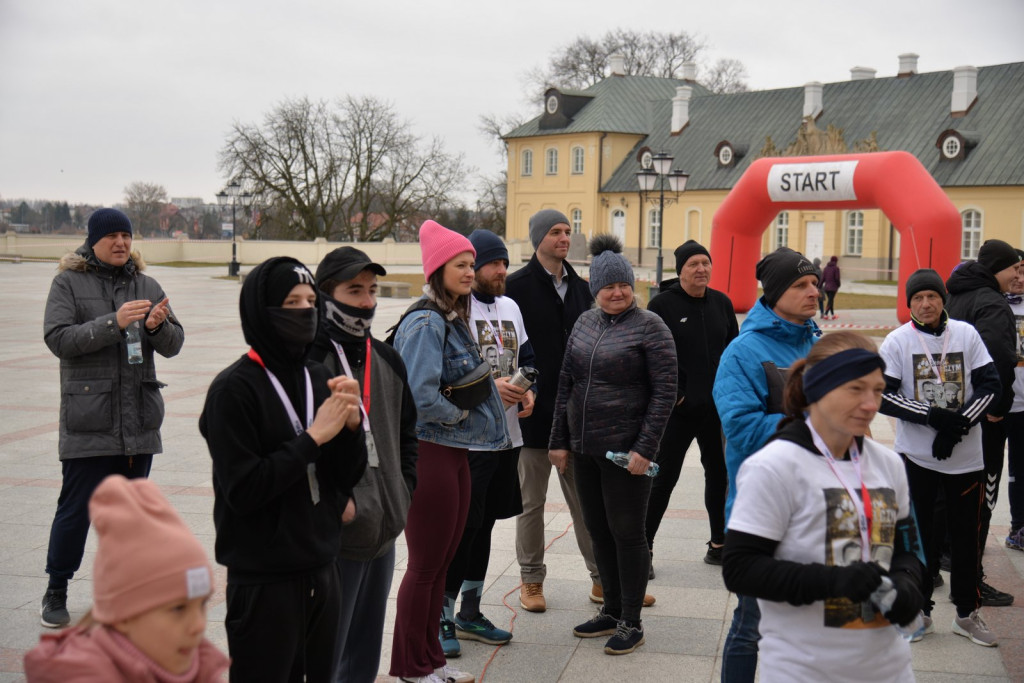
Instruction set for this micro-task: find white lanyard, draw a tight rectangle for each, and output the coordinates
[809,422,872,563]
[262,366,320,504]
[331,339,380,468]
[331,340,371,433]
[472,299,503,354]
[914,327,950,384]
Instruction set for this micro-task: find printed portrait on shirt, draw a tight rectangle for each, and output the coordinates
[912,352,964,409]
[1015,314,1024,363]
[823,487,898,629]
[475,319,519,379]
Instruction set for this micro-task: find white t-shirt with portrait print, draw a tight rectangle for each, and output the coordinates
[728,434,914,683]
[469,293,529,449]
[1008,300,1024,413]
[878,319,990,474]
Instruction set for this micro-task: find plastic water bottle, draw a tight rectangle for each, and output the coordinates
[868,576,925,640]
[125,321,143,365]
[605,451,660,477]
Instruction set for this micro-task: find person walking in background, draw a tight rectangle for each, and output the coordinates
[821,255,841,320]
[389,220,508,683]
[438,229,535,658]
[505,209,603,611]
[40,208,184,629]
[945,238,1021,608]
[714,247,821,682]
[551,235,676,655]
[812,257,826,319]
[723,332,924,683]
[646,240,737,572]
[200,257,367,682]
[311,247,419,683]
[879,269,1001,646]
[24,475,229,682]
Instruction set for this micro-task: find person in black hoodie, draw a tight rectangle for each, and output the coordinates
[946,238,1021,608]
[646,241,738,572]
[200,256,367,682]
[310,247,418,683]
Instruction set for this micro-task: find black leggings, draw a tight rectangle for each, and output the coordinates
[646,405,727,547]
[825,290,837,316]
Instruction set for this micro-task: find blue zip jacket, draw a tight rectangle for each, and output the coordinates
[714,298,820,524]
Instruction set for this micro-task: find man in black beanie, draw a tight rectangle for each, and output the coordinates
[646,241,738,572]
[946,239,1022,607]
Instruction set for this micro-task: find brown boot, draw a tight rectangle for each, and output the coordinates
[590,583,656,608]
[520,582,546,612]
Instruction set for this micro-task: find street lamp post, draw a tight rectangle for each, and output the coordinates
[216,181,251,277]
[636,152,689,291]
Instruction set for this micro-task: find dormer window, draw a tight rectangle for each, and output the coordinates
[714,141,747,168]
[936,129,978,161]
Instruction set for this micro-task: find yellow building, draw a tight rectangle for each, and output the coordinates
[504,55,1024,283]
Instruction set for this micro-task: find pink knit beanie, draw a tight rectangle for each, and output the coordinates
[419,220,476,280]
[89,475,214,624]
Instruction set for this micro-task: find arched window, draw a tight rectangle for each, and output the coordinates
[571,208,582,234]
[962,209,982,259]
[521,149,533,177]
[647,208,661,248]
[571,146,585,174]
[610,209,626,242]
[545,148,558,175]
[775,212,789,250]
[846,211,864,256]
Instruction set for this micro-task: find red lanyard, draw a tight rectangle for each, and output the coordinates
[331,337,372,427]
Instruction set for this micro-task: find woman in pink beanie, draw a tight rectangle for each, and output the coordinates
[389,220,509,683]
[24,475,229,682]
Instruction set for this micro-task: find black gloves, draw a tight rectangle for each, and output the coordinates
[927,407,971,436]
[884,571,925,627]
[827,561,884,602]
[932,431,961,460]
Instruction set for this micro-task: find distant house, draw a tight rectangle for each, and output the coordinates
[503,54,1024,279]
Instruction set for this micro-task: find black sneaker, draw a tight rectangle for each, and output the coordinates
[704,542,723,566]
[933,572,944,588]
[41,589,70,628]
[648,550,655,581]
[573,609,619,638]
[979,580,1014,607]
[604,621,645,655]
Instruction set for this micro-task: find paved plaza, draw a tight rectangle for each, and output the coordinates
[1,260,1023,681]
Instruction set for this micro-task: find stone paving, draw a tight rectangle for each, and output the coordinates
[1,261,1022,682]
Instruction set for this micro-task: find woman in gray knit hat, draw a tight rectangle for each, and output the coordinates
[548,235,677,655]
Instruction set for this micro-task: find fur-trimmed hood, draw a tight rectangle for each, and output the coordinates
[58,243,146,274]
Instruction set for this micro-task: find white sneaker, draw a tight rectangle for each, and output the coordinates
[397,675,445,683]
[910,614,933,642]
[435,663,475,683]
[952,610,998,647]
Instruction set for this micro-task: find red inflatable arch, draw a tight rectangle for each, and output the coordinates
[708,151,961,323]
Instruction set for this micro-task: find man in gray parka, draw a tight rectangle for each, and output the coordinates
[40,208,184,628]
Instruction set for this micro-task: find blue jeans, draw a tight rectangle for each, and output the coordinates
[334,547,396,683]
[721,593,760,683]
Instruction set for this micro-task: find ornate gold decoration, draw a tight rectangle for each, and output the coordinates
[757,117,882,158]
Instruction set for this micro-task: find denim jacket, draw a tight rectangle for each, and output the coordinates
[393,300,509,450]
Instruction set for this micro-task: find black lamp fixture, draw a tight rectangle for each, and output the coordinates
[636,152,689,287]
[216,180,252,277]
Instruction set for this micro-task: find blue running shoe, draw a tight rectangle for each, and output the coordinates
[439,618,461,657]
[454,612,512,645]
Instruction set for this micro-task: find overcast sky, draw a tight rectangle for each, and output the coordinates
[1,0,1021,208]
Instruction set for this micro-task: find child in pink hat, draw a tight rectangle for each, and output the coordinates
[24,475,229,682]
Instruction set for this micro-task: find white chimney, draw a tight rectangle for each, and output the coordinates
[803,82,823,119]
[609,54,626,77]
[671,85,692,134]
[898,53,919,77]
[850,66,876,81]
[951,65,979,116]
[681,61,697,81]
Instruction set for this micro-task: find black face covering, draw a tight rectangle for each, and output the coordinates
[266,307,318,357]
[322,294,375,339]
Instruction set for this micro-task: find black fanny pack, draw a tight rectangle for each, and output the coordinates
[442,361,493,410]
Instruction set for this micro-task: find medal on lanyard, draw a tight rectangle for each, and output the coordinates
[914,328,950,385]
[333,338,379,468]
[248,349,320,504]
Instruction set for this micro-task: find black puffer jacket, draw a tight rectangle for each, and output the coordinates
[549,303,677,459]
[946,261,1017,416]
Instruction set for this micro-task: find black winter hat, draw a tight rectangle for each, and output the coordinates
[977,239,1021,275]
[315,246,386,288]
[87,208,133,247]
[468,229,509,270]
[905,268,947,307]
[674,240,711,274]
[755,247,819,308]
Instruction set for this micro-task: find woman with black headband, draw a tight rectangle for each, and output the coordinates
[722,332,924,683]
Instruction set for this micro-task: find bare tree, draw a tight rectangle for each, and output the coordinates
[703,58,749,95]
[123,182,168,237]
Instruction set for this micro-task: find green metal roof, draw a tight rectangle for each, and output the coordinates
[511,63,1024,191]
